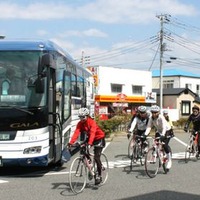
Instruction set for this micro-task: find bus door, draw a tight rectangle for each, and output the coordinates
[48,66,62,164]
[38,53,62,164]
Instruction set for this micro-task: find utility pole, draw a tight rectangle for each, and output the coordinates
[156,14,170,110]
[81,51,90,67]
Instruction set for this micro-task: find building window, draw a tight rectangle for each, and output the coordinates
[132,85,142,95]
[163,80,174,89]
[181,101,191,116]
[111,84,122,93]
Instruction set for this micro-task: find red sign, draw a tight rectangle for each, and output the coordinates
[116,93,127,101]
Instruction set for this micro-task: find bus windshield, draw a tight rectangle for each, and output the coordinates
[0,51,47,108]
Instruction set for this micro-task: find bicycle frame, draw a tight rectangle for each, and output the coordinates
[145,137,169,178]
[68,142,109,194]
[185,130,200,163]
[130,135,147,169]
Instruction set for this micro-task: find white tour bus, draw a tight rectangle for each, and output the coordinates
[0,39,94,167]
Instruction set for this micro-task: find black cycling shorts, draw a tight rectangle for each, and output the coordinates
[93,138,106,148]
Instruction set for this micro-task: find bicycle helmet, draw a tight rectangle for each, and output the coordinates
[138,106,147,113]
[78,107,90,117]
[150,105,160,112]
[163,110,168,114]
[192,105,199,111]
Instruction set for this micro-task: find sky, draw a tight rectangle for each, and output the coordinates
[1,0,200,73]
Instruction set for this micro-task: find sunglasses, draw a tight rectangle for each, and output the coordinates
[151,112,158,114]
[79,116,87,120]
[193,110,198,113]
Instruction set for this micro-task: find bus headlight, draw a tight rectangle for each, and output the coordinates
[23,146,42,154]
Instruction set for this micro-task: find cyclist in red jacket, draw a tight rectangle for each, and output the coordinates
[68,107,106,185]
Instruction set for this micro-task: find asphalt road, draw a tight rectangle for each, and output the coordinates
[0,130,200,200]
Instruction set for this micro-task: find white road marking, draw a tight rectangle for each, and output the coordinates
[173,136,188,146]
[0,137,192,179]
[0,180,8,184]
[44,151,189,175]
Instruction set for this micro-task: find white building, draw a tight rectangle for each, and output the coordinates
[152,69,200,96]
[88,66,156,118]
[152,69,200,120]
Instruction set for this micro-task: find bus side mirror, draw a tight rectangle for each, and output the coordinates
[38,53,55,75]
[35,77,44,93]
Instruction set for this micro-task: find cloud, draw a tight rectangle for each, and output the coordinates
[36,30,48,36]
[83,29,107,37]
[58,29,107,38]
[0,0,198,24]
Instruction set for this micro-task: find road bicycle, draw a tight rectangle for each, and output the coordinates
[185,130,200,163]
[128,131,148,158]
[68,142,109,194]
[128,134,135,158]
[145,136,172,178]
[130,135,149,170]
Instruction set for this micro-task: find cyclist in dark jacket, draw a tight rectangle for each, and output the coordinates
[184,105,200,157]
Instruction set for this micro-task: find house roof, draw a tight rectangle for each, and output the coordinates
[152,69,200,78]
[152,88,197,96]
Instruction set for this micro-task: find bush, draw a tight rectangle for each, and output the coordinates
[96,114,132,138]
[174,118,187,129]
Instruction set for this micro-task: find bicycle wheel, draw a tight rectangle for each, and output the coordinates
[194,144,200,161]
[128,136,135,158]
[145,147,160,178]
[185,139,193,163]
[138,144,145,166]
[93,153,109,185]
[69,157,87,194]
[162,146,172,174]
[130,144,138,170]
[161,151,167,174]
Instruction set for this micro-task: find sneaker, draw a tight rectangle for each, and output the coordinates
[166,153,172,169]
[95,176,102,185]
[196,152,199,158]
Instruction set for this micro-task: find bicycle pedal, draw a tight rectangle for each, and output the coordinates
[88,173,93,180]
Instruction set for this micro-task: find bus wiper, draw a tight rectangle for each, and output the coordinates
[12,107,34,115]
[1,105,34,115]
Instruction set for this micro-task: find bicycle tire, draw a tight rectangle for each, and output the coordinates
[145,147,159,178]
[163,146,172,174]
[69,157,87,194]
[128,136,135,158]
[161,151,167,174]
[93,153,109,185]
[138,144,145,166]
[130,144,138,170]
[185,138,193,163]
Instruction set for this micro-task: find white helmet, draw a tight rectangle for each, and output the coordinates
[151,105,160,112]
[78,107,90,117]
[138,106,147,113]
[163,110,168,114]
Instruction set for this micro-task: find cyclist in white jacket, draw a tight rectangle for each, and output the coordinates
[128,106,150,151]
[128,106,150,135]
[143,105,172,171]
